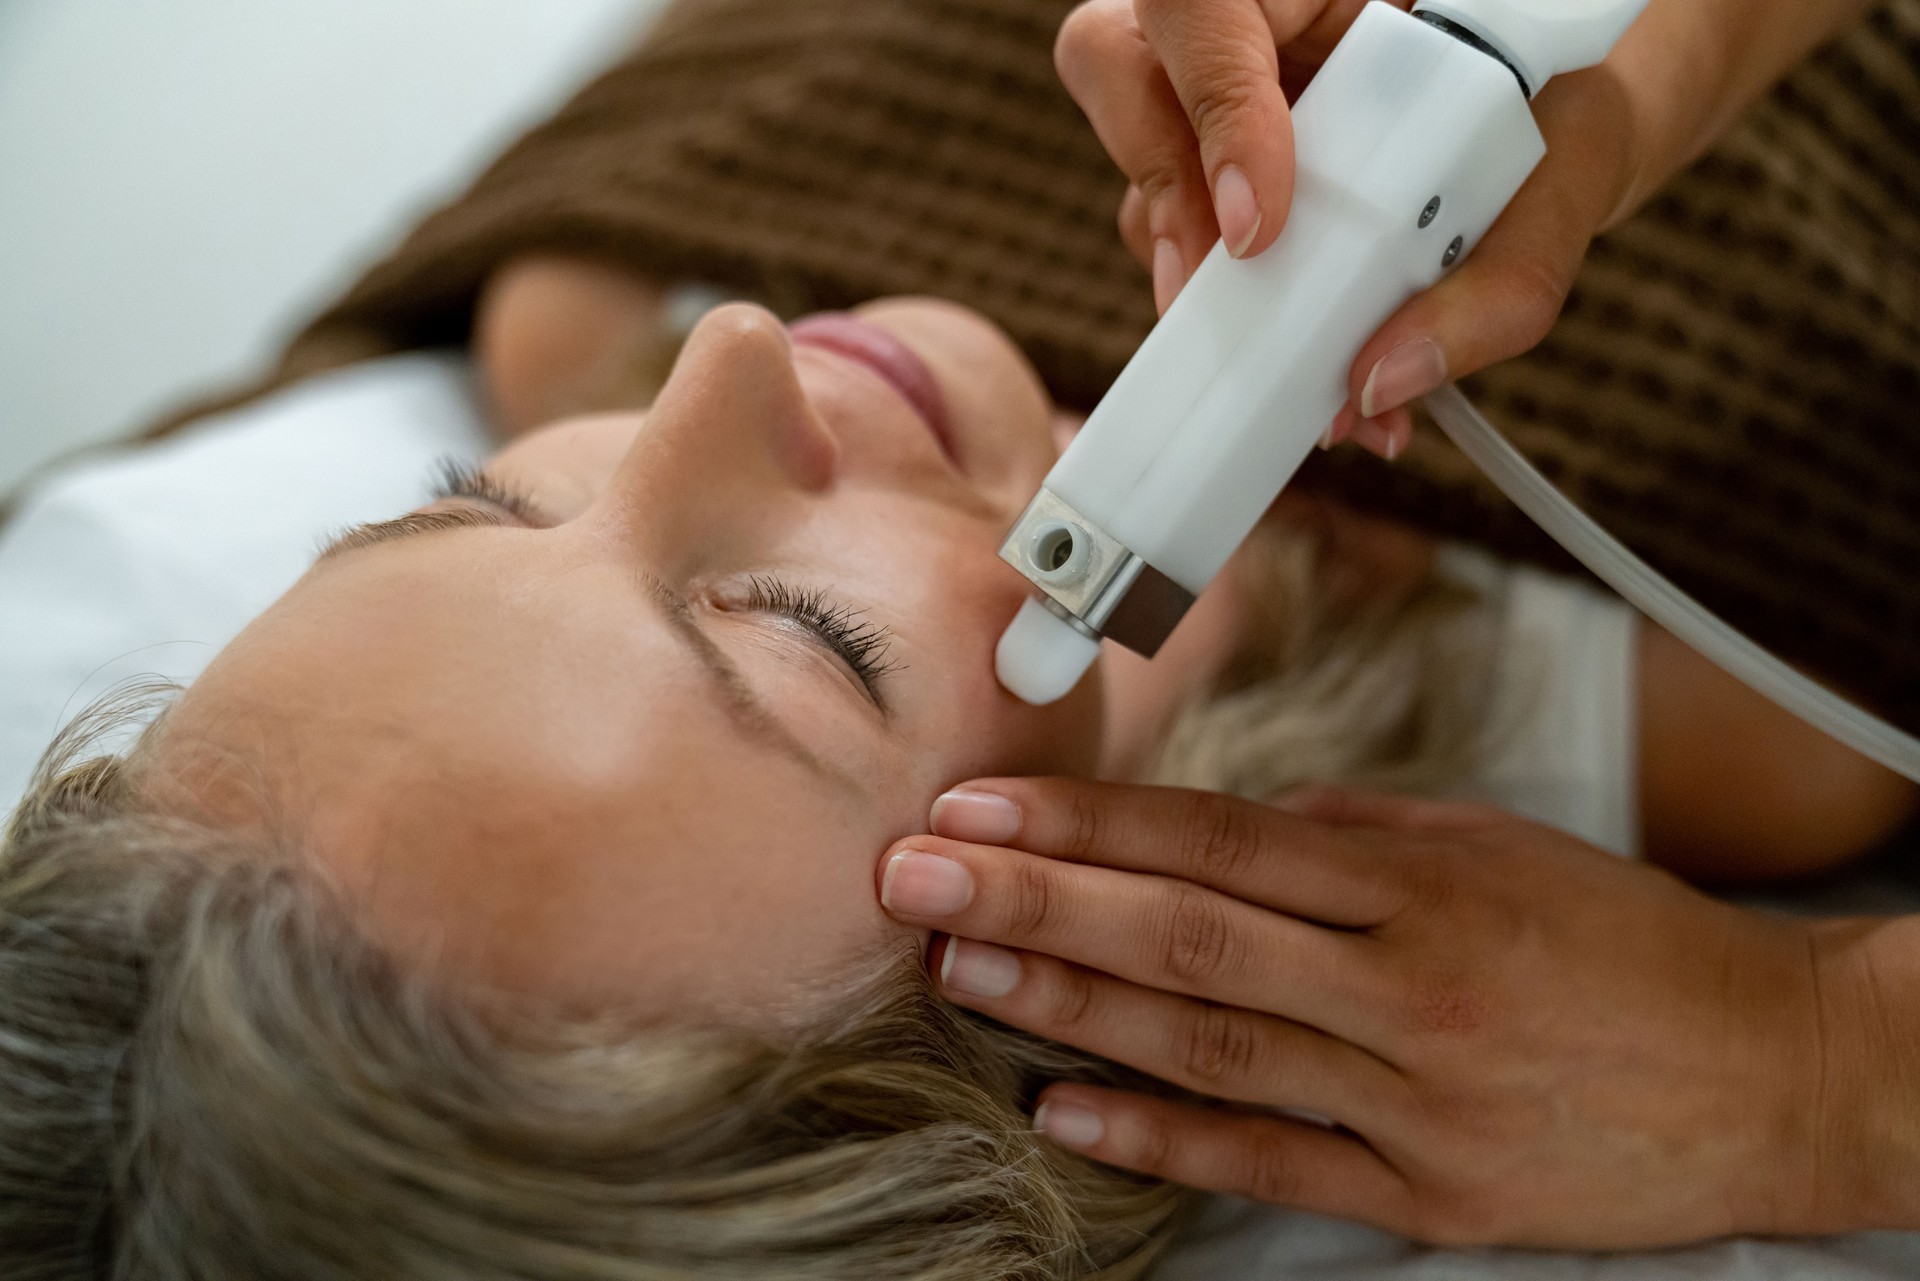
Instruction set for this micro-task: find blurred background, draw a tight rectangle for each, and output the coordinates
[0,0,670,493]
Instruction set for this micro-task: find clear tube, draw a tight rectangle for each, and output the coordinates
[1424,383,1920,784]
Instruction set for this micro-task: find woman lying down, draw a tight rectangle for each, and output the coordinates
[2,243,1914,1276]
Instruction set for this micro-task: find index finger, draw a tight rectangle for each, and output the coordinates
[929,778,1412,928]
[1131,0,1293,257]
[1127,0,1397,259]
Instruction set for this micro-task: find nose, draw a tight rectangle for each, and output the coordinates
[610,303,840,505]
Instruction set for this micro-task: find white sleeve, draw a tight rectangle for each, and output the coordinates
[1439,545,1641,858]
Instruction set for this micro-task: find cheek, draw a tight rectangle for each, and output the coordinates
[966,657,1105,778]
[905,534,1106,780]
[805,505,1105,780]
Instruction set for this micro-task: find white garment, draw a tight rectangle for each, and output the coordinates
[5,354,1910,1279]
[1441,544,1641,858]
[0,353,493,813]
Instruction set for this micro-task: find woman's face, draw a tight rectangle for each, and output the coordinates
[160,298,1103,1020]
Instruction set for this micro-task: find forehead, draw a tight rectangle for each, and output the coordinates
[157,530,913,1015]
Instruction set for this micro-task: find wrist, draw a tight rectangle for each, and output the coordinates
[1599,0,1873,228]
[1798,916,1920,1232]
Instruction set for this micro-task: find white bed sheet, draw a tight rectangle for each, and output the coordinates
[1159,1197,1920,1279]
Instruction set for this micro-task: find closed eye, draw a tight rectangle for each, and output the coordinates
[320,463,896,715]
[431,460,548,523]
[743,575,898,706]
[317,462,554,560]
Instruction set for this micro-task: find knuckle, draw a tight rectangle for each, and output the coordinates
[1239,1136,1309,1205]
[1132,158,1189,209]
[1043,964,1099,1031]
[1055,0,1138,97]
[1061,789,1105,863]
[1123,1108,1180,1176]
[1004,858,1063,942]
[1396,967,1492,1040]
[1178,1003,1261,1088]
[1403,858,1459,923]
[1185,71,1265,151]
[1178,792,1265,886]
[1159,885,1235,987]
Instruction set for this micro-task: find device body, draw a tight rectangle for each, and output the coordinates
[994,0,1643,705]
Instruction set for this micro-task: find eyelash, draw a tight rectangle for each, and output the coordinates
[744,575,899,692]
[430,462,897,693]
[432,460,542,521]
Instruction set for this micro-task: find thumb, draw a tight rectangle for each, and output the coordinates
[1349,180,1593,419]
[1346,67,1632,418]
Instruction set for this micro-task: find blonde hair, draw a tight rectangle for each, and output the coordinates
[1,702,1184,1278]
[1151,521,1504,800]
[0,481,1503,1281]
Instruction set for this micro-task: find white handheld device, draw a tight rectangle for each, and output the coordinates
[994,0,1649,705]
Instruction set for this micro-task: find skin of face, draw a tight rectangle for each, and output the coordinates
[153,298,1114,1023]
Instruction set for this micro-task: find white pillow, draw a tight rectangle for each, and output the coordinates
[0,353,492,813]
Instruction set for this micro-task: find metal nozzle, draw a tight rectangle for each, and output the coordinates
[996,489,1195,659]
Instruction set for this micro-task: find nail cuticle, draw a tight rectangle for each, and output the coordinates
[929,789,1022,844]
[940,938,1022,998]
[1035,1100,1106,1150]
[881,849,976,917]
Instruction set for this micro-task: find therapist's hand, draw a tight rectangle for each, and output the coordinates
[1055,0,1873,458]
[876,778,1914,1247]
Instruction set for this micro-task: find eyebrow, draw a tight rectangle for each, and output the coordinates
[317,506,511,561]
[316,502,858,788]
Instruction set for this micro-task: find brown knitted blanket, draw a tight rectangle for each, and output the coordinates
[227,0,1920,730]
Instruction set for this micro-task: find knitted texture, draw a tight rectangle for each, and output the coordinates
[267,0,1920,730]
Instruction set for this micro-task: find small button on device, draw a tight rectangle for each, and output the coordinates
[1418,196,1442,228]
[1441,235,1464,267]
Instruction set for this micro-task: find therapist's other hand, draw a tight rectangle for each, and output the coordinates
[1055,0,1871,459]
[876,779,1905,1247]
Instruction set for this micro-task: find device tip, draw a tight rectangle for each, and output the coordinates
[995,597,1101,705]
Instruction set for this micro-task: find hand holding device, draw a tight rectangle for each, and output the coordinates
[1060,0,1878,456]
[1018,0,1920,781]
[999,0,1647,705]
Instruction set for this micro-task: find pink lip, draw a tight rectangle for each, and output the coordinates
[788,313,957,464]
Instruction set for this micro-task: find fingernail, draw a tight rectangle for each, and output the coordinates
[930,789,1021,845]
[1359,338,1446,419]
[1151,238,1183,314]
[940,938,1022,998]
[1214,166,1261,258]
[1320,404,1355,450]
[1035,1100,1106,1150]
[1349,414,1395,459]
[1386,417,1411,461]
[881,850,975,917]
